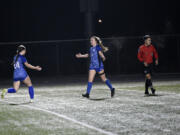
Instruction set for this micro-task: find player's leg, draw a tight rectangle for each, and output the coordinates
[98,69,115,97]
[144,64,153,96]
[1,81,20,99]
[13,81,21,92]
[146,73,156,95]
[23,76,34,101]
[145,73,151,95]
[82,70,96,98]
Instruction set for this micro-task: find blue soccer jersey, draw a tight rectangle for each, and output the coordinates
[89,45,104,71]
[13,55,28,81]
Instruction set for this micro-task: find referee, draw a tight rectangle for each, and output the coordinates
[137,35,159,96]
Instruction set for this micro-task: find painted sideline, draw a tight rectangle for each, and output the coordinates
[1,100,117,135]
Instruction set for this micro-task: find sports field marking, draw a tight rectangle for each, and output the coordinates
[5,95,41,98]
[1,100,117,135]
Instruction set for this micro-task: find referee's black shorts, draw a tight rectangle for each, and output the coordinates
[143,64,153,75]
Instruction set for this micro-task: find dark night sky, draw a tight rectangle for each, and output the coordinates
[0,0,179,42]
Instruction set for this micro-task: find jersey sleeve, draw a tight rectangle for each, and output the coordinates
[20,56,27,63]
[152,46,158,59]
[137,47,144,62]
[96,45,102,52]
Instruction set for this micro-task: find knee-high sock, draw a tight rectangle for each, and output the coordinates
[145,79,149,93]
[149,79,153,89]
[8,88,16,93]
[28,86,34,99]
[147,79,153,88]
[105,79,113,90]
[86,82,92,94]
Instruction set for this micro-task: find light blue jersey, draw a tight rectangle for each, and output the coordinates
[89,45,104,72]
[13,55,28,81]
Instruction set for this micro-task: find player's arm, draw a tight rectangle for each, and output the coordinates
[24,62,42,71]
[98,51,106,61]
[137,47,148,66]
[153,46,159,65]
[96,45,106,61]
[137,47,144,62]
[75,53,89,58]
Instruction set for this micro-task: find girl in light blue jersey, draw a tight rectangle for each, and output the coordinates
[1,45,42,102]
[76,36,115,98]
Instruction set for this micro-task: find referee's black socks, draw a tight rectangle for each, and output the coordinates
[145,79,153,93]
[145,79,149,94]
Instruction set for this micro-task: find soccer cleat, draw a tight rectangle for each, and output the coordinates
[30,99,34,103]
[144,93,150,97]
[151,88,156,95]
[82,93,89,98]
[111,88,115,98]
[144,91,150,97]
[1,89,7,99]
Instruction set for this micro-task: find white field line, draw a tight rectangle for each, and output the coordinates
[1,100,117,135]
[6,95,41,98]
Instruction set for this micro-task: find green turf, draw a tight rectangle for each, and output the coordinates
[0,104,100,135]
[1,81,180,135]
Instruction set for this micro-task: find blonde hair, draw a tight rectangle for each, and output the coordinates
[92,36,108,52]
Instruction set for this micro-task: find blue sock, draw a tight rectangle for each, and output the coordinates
[86,82,92,94]
[28,86,34,99]
[105,79,113,90]
[8,88,16,93]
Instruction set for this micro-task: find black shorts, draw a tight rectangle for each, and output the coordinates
[143,64,153,75]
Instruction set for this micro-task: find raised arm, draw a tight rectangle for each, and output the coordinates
[75,53,89,58]
[24,62,42,71]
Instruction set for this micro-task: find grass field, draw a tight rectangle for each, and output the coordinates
[1,76,180,135]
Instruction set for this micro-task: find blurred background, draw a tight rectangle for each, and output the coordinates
[0,0,179,78]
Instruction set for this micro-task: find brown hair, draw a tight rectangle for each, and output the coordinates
[91,36,108,52]
[12,45,26,65]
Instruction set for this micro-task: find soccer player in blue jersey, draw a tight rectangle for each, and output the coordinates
[76,36,115,98]
[1,45,42,102]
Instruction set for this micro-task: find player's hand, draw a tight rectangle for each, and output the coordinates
[36,66,42,71]
[102,57,106,61]
[155,60,158,66]
[75,53,82,58]
[144,62,148,67]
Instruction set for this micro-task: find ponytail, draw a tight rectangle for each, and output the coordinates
[13,54,19,65]
[12,45,26,65]
[93,36,108,52]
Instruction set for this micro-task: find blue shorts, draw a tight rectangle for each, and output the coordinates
[89,67,104,73]
[13,74,28,82]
